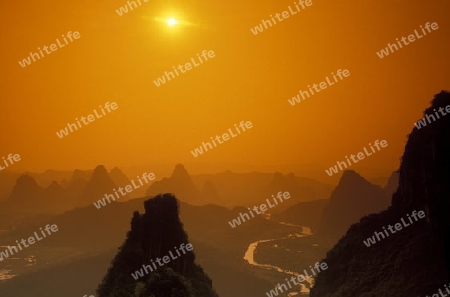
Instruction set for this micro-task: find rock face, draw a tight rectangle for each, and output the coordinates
[97,193,219,297]
[310,91,450,297]
[318,170,390,238]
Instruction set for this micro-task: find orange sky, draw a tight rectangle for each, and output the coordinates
[1,0,449,179]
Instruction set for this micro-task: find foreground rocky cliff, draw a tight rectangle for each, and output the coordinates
[310,91,450,297]
[97,193,219,297]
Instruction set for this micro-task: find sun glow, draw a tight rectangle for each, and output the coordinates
[167,18,178,26]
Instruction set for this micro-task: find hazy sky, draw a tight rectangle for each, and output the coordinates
[1,0,449,177]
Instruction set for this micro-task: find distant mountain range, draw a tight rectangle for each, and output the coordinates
[0,166,139,214]
[147,164,334,210]
[273,170,397,234]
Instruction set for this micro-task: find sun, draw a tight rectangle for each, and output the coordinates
[167,18,178,26]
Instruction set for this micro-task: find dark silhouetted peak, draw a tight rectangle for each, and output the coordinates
[311,91,450,297]
[92,165,108,178]
[172,163,191,180]
[109,167,131,188]
[15,174,39,189]
[97,194,219,297]
[318,170,389,237]
[393,91,450,224]
[8,174,44,207]
[339,170,369,187]
[78,165,116,207]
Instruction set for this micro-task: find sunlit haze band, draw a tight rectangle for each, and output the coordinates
[190,121,253,157]
[56,102,118,139]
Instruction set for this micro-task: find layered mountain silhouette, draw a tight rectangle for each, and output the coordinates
[146,164,203,205]
[0,170,21,201]
[4,175,72,212]
[147,164,333,208]
[0,187,299,297]
[110,167,131,188]
[69,169,92,184]
[310,91,450,297]
[274,199,328,229]
[78,165,116,207]
[0,165,133,213]
[384,171,399,197]
[97,193,219,297]
[7,174,45,208]
[318,170,390,238]
[262,172,318,211]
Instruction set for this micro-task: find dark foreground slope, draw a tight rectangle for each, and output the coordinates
[310,91,450,297]
[97,193,218,297]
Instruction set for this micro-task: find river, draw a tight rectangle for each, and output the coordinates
[243,224,313,296]
[0,245,37,281]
